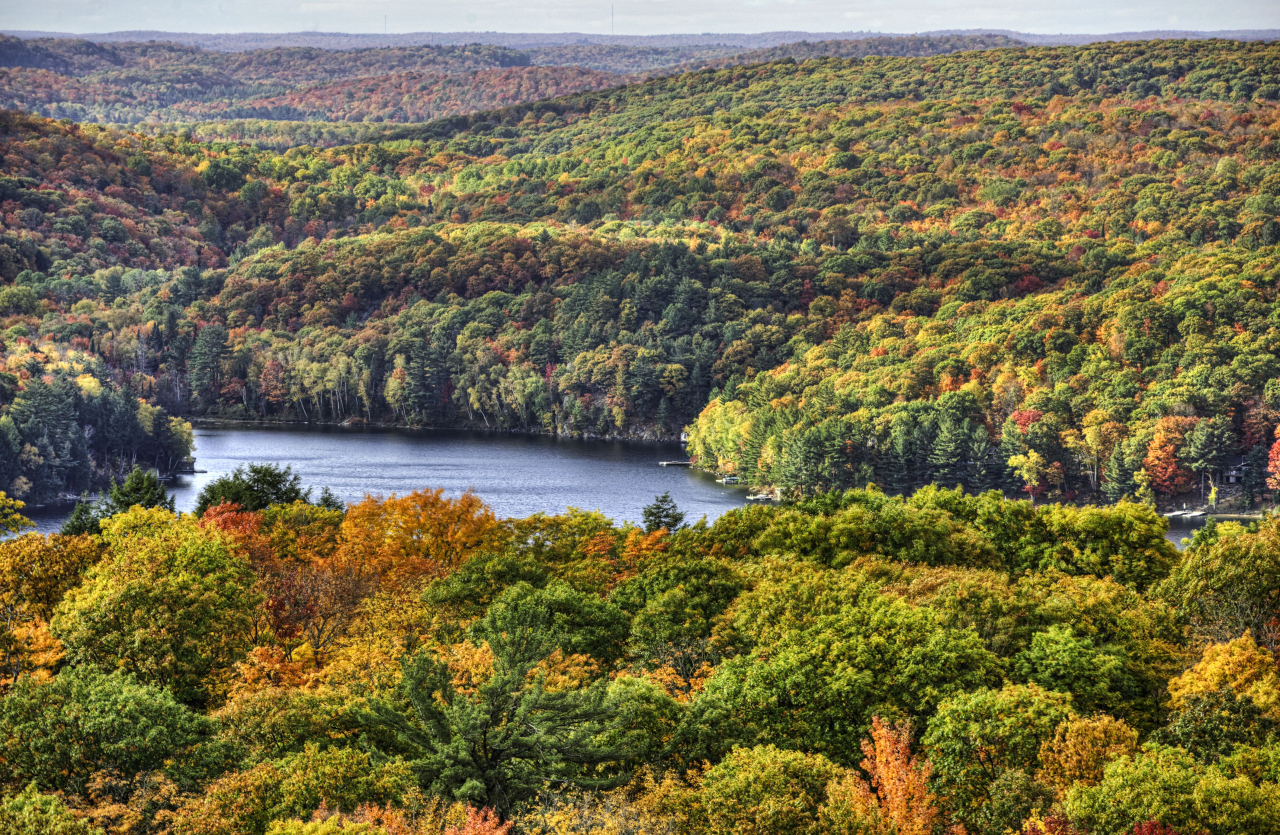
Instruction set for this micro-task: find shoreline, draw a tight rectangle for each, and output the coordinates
[187,415,686,445]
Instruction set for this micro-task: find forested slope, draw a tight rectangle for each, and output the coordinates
[2,39,1280,507]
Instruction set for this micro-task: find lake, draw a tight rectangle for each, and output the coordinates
[23,424,749,534]
[20,424,1208,548]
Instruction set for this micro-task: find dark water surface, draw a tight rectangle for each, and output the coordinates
[25,424,748,534]
[20,424,1210,548]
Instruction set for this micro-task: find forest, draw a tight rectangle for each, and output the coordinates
[2,28,1280,835]
[2,473,1280,834]
[2,38,1280,506]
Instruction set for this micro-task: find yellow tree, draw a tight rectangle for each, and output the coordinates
[1168,634,1280,716]
[821,717,950,835]
[0,533,101,687]
[338,489,504,586]
[1038,715,1139,797]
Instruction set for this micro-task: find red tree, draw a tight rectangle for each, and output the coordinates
[1143,416,1197,496]
[1266,436,1280,493]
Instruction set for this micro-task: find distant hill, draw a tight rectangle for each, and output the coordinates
[669,34,1027,74]
[0,32,1039,129]
[1,38,1279,503]
[4,28,1278,52]
[183,66,632,123]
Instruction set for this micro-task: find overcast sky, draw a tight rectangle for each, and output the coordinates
[4,0,1277,36]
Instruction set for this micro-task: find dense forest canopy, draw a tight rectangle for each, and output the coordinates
[4,31,1280,835]
[3,38,1280,507]
[1,475,1280,834]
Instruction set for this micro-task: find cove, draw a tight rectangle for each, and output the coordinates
[23,423,749,534]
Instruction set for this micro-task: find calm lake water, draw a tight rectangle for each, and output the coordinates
[24,424,748,534]
[21,424,1207,548]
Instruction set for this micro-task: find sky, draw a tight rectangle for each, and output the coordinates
[3,0,1277,36]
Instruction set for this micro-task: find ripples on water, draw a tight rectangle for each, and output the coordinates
[25,424,750,534]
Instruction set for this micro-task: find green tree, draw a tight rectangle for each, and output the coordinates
[1013,625,1132,715]
[1064,745,1280,835]
[194,463,311,516]
[1102,444,1135,503]
[1181,417,1235,503]
[928,416,968,489]
[52,507,260,705]
[685,581,1002,764]
[998,418,1028,495]
[642,491,685,533]
[1151,688,1277,764]
[0,784,102,835]
[97,467,176,519]
[59,497,99,537]
[923,683,1074,828]
[188,324,229,409]
[968,425,995,493]
[701,745,846,835]
[170,745,413,835]
[363,582,632,816]
[0,666,210,795]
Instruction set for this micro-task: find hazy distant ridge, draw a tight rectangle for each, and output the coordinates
[4,28,1278,52]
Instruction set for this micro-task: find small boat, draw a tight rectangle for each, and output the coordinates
[659,460,693,467]
[746,493,775,501]
[718,476,740,485]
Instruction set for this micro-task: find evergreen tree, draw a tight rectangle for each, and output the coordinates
[98,467,176,518]
[997,418,1027,495]
[187,324,228,409]
[1242,441,1269,509]
[60,495,100,536]
[928,417,968,489]
[882,416,915,496]
[1180,417,1235,502]
[1102,444,1136,503]
[194,462,310,516]
[968,425,995,493]
[642,491,685,533]
[363,584,631,816]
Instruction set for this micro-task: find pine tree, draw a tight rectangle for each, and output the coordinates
[968,425,994,493]
[642,492,685,533]
[1242,442,1268,509]
[997,418,1027,495]
[882,419,915,497]
[928,417,967,489]
[60,496,100,536]
[405,333,433,422]
[1102,443,1135,503]
[1181,417,1234,502]
[98,466,176,518]
[187,324,228,409]
[364,585,629,817]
